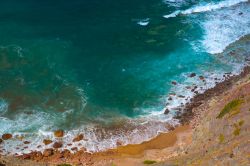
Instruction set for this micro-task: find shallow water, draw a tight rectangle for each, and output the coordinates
[0,0,250,153]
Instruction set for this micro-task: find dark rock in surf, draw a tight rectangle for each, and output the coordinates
[171,81,177,85]
[73,134,84,142]
[164,109,170,114]
[189,73,196,77]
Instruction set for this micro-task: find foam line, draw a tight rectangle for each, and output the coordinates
[163,0,248,18]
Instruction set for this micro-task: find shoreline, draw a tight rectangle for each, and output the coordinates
[1,63,250,165]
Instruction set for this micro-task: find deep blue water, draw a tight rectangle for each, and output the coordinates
[0,0,249,152]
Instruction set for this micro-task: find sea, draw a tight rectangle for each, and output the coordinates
[0,0,250,154]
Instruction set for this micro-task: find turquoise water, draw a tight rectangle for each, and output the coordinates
[0,0,250,153]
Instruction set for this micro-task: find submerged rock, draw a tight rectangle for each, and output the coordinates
[2,133,12,140]
[54,130,64,137]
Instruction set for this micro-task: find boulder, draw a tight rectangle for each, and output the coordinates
[73,134,84,142]
[189,73,196,77]
[199,76,205,80]
[2,133,12,140]
[0,138,3,144]
[22,154,31,160]
[71,147,78,151]
[116,140,122,146]
[171,81,177,85]
[54,130,64,137]
[23,141,30,144]
[53,142,63,149]
[43,139,53,145]
[43,148,54,157]
[164,109,170,114]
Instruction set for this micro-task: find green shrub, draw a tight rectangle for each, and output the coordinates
[218,134,225,143]
[217,99,243,119]
[143,160,157,165]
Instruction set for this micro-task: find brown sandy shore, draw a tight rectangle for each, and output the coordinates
[1,65,250,166]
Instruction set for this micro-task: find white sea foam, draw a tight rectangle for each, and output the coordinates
[163,0,248,18]
[137,18,150,26]
[202,2,250,54]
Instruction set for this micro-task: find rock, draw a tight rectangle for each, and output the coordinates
[61,149,71,158]
[0,138,3,144]
[2,133,12,140]
[116,141,122,146]
[71,147,78,151]
[168,97,173,101]
[189,73,196,77]
[239,12,243,15]
[178,95,185,98]
[43,148,54,157]
[54,130,64,137]
[73,134,84,142]
[164,109,170,114]
[23,141,30,144]
[33,151,43,161]
[171,81,177,85]
[43,139,53,145]
[199,76,205,80]
[53,142,63,149]
[22,154,31,160]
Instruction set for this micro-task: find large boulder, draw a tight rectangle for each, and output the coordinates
[2,133,12,140]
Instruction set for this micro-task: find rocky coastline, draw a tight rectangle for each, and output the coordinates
[1,63,250,165]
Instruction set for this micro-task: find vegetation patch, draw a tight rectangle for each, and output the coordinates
[238,120,244,126]
[219,134,225,143]
[217,99,243,119]
[233,128,241,136]
[233,123,241,136]
[143,160,157,165]
[57,164,72,166]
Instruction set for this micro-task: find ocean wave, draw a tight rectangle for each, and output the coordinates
[163,0,248,18]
